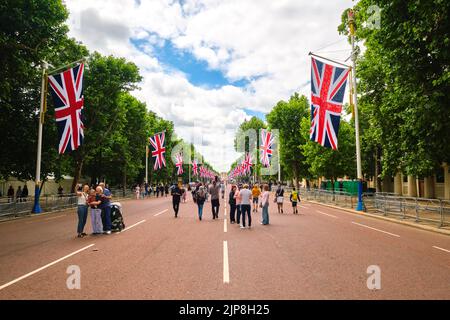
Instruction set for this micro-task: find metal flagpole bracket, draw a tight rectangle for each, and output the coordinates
[308,52,351,68]
[48,58,87,76]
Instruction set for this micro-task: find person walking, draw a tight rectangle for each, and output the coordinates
[135,184,140,200]
[290,187,299,214]
[15,186,22,203]
[181,185,187,203]
[165,184,169,197]
[99,182,112,234]
[7,185,14,203]
[209,181,221,219]
[76,184,89,238]
[89,187,103,235]
[260,184,270,225]
[21,184,29,202]
[239,184,252,229]
[228,185,237,224]
[275,184,284,214]
[171,183,181,218]
[195,185,206,221]
[251,184,261,213]
[220,181,225,199]
[234,184,242,225]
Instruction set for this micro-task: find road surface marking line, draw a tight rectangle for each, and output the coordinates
[153,209,168,217]
[0,244,95,291]
[432,246,450,253]
[224,218,227,233]
[120,220,146,233]
[223,241,230,284]
[316,210,338,218]
[351,222,400,238]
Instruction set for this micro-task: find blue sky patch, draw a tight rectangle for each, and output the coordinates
[244,108,266,122]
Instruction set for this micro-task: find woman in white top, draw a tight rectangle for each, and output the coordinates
[260,184,270,225]
[76,184,89,238]
[135,185,140,200]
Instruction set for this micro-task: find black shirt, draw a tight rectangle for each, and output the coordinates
[172,186,181,202]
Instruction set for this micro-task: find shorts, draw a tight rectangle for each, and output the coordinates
[253,198,259,204]
[276,196,284,204]
[292,201,297,207]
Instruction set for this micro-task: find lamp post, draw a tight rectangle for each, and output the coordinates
[348,9,364,211]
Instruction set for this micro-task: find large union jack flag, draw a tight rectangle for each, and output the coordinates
[310,57,349,150]
[149,132,166,170]
[48,63,85,154]
[260,129,274,167]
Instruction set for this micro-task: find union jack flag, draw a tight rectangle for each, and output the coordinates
[192,160,198,176]
[175,153,183,175]
[260,129,274,167]
[48,63,85,154]
[149,132,166,170]
[310,57,349,150]
[243,153,253,175]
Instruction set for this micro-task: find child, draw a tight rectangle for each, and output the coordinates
[289,187,299,214]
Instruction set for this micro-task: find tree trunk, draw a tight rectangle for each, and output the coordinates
[122,167,127,197]
[71,159,84,193]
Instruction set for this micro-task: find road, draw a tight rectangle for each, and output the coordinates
[0,190,449,300]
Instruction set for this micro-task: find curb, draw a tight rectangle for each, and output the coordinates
[306,200,450,236]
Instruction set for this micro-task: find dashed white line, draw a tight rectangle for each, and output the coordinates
[316,210,338,219]
[120,219,146,233]
[223,241,230,284]
[432,246,450,253]
[153,209,168,217]
[0,244,95,291]
[224,218,227,233]
[351,222,400,238]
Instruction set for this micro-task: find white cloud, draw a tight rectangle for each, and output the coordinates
[65,0,354,172]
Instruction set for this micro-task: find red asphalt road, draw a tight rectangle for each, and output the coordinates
[0,190,449,300]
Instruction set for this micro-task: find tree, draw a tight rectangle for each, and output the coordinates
[266,93,310,187]
[338,0,450,178]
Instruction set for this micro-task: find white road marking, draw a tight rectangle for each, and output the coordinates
[316,210,338,219]
[0,244,95,291]
[153,209,168,217]
[224,218,227,233]
[351,222,400,238]
[120,219,146,233]
[223,241,230,284]
[432,246,450,253]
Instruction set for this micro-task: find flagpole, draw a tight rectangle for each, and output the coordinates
[145,144,148,184]
[348,9,364,211]
[32,61,48,214]
[277,140,281,183]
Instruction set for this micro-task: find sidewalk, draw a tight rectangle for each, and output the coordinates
[307,200,450,236]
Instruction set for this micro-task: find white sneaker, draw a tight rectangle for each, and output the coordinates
[240,225,245,229]
[106,231,111,235]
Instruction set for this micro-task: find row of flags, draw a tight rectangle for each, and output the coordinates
[45,57,349,169]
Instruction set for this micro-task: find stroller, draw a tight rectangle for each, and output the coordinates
[102,202,125,232]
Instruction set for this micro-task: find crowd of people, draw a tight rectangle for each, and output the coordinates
[6,185,29,203]
[133,183,171,199]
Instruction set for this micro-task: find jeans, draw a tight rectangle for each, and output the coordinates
[236,204,242,224]
[197,204,204,219]
[262,204,269,225]
[102,206,112,231]
[91,208,103,234]
[77,205,88,234]
[241,204,251,227]
[173,200,180,216]
[211,199,220,218]
[229,204,236,222]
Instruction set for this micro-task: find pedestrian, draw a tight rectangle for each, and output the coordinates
[16,186,22,203]
[135,184,140,200]
[156,185,160,197]
[171,183,181,218]
[7,185,14,203]
[275,184,284,214]
[195,185,206,221]
[220,181,225,199]
[229,185,237,224]
[76,184,89,238]
[99,182,112,234]
[251,184,261,213]
[290,187,299,214]
[21,184,29,202]
[260,184,270,225]
[58,185,63,197]
[209,180,221,219]
[234,184,242,225]
[181,185,187,203]
[89,187,103,235]
[165,184,169,197]
[268,181,272,192]
[239,184,252,229]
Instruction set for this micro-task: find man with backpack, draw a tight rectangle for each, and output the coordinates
[289,187,300,215]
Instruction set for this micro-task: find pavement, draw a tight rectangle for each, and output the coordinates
[0,190,449,300]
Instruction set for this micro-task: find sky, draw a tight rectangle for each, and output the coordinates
[65,0,354,172]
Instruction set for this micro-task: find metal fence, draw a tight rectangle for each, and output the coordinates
[298,188,357,209]
[0,190,134,219]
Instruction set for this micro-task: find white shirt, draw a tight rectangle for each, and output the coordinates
[240,189,252,205]
[77,192,87,206]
